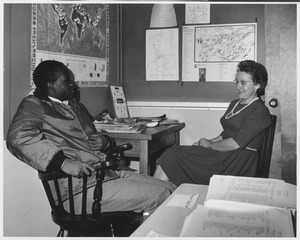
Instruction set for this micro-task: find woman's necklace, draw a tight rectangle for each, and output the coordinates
[225,97,259,119]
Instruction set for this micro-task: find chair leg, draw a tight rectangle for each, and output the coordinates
[57,227,65,237]
[109,224,115,237]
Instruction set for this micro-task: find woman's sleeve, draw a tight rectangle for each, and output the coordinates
[6,98,65,172]
[232,105,271,148]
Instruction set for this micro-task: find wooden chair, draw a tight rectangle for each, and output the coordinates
[39,144,143,237]
[256,114,277,178]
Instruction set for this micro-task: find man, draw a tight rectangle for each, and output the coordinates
[7,60,175,216]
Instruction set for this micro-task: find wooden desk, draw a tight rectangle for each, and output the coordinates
[131,183,208,237]
[106,123,185,175]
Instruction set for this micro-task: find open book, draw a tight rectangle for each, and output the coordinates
[180,175,296,237]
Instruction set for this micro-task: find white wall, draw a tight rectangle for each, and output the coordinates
[128,101,228,145]
[3,141,59,237]
[3,102,227,236]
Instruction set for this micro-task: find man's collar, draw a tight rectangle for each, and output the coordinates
[48,96,69,105]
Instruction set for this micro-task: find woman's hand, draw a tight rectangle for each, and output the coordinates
[61,159,95,178]
[199,138,212,148]
[193,138,212,148]
[88,134,108,151]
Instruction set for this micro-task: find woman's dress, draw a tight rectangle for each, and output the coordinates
[158,98,271,186]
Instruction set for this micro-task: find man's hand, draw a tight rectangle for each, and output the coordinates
[88,134,108,151]
[61,159,95,178]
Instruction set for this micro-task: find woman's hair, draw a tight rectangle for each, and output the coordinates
[33,60,69,100]
[237,60,268,97]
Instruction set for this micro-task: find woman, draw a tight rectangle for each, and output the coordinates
[154,60,271,186]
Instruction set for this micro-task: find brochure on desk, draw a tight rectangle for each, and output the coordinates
[110,85,130,119]
[179,175,296,237]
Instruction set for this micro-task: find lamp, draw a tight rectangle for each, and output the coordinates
[150,4,177,28]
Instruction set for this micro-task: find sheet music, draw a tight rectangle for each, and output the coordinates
[180,204,294,237]
[205,175,296,209]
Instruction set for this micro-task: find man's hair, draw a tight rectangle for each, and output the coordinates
[237,60,268,97]
[33,60,69,100]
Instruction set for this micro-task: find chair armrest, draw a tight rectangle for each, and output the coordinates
[38,143,133,181]
[103,143,133,155]
[38,170,69,181]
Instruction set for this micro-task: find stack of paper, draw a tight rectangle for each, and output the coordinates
[94,121,146,133]
[180,202,294,237]
[179,175,296,237]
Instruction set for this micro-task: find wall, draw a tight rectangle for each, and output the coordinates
[3,142,58,236]
[121,4,265,103]
[3,4,120,137]
[264,4,297,184]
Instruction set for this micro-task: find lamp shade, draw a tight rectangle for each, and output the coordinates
[150,4,177,28]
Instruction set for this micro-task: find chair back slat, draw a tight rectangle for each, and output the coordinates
[68,176,75,216]
[41,180,57,211]
[54,179,65,212]
[81,175,88,217]
[256,114,277,178]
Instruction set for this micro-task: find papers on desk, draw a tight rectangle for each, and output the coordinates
[94,120,146,133]
[134,114,166,122]
[205,174,297,209]
[146,230,169,237]
[144,193,199,238]
[180,202,294,237]
[179,175,296,237]
[167,194,199,209]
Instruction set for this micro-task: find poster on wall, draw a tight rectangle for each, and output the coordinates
[185,4,210,24]
[182,23,257,82]
[31,3,109,88]
[146,28,179,81]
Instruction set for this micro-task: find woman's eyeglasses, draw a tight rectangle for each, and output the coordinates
[233,79,253,86]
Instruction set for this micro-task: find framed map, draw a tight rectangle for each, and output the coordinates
[182,23,257,82]
[31,3,109,88]
[194,23,256,63]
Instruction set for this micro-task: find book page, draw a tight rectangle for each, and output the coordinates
[180,204,294,237]
[205,175,296,209]
[204,199,277,211]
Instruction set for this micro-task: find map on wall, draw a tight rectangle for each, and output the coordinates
[185,4,210,24]
[146,28,179,81]
[182,23,257,82]
[31,3,109,88]
[194,24,256,62]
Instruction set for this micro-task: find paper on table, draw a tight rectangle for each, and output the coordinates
[204,199,279,211]
[146,230,170,237]
[180,203,294,237]
[167,194,199,209]
[205,175,296,209]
